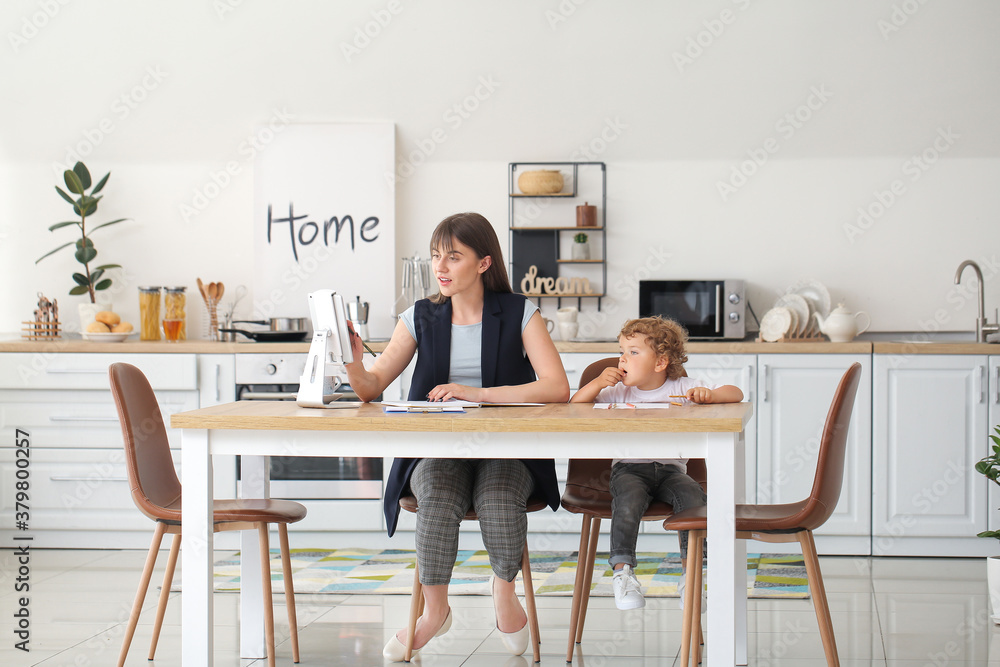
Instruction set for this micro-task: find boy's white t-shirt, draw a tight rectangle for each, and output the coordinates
[597,376,721,473]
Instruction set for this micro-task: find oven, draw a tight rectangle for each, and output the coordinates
[234,354,383,499]
[639,279,746,340]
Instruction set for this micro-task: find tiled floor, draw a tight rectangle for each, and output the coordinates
[1,549,998,666]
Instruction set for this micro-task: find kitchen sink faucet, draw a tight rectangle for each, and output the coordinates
[954,259,1000,342]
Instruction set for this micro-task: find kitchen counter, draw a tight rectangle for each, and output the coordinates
[0,337,995,355]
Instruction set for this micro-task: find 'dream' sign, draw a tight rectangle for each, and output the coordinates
[253,123,396,338]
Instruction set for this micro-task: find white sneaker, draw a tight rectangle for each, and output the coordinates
[677,575,707,612]
[612,565,645,610]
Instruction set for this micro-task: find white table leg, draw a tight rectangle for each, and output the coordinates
[705,432,747,667]
[733,430,748,665]
[240,455,269,659]
[182,428,214,666]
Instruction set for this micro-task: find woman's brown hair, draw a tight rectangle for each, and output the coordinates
[619,316,689,380]
[429,212,511,303]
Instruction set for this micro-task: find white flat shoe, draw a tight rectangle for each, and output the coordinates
[491,575,529,656]
[382,608,453,662]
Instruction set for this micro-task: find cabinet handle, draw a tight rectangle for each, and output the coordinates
[995,366,999,405]
[49,476,128,483]
[214,363,221,401]
[979,365,987,404]
[762,364,770,402]
[745,364,754,403]
[48,416,120,422]
[45,368,106,374]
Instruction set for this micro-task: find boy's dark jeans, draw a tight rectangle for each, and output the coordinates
[609,462,707,568]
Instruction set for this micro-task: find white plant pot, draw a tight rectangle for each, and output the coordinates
[571,243,590,260]
[988,556,1000,624]
[78,300,112,332]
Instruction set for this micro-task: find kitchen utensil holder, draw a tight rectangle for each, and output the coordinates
[21,320,61,340]
[203,297,220,341]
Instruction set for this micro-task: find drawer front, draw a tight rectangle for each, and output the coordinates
[0,448,180,532]
[0,388,199,449]
[0,353,197,390]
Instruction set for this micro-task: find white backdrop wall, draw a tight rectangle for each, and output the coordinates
[2,0,998,340]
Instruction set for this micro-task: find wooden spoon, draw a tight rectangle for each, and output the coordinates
[207,282,218,300]
[196,277,209,305]
[216,282,225,300]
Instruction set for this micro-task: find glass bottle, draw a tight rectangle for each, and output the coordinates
[138,287,162,341]
[164,287,187,341]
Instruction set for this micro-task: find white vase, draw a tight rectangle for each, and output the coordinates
[78,300,112,332]
[988,556,1000,624]
[571,243,590,260]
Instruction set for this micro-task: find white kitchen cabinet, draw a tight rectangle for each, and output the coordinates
[874,354,991,556]
[0,352,233,548]
[756,354,872,555]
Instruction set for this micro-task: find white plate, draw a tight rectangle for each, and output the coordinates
[759,307,793,342]
[774,293,811,335]
[80,331,136,342]
[788,279,831,321]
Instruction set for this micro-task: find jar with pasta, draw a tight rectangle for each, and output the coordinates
[164,287,187,341]
[138,287,162,341]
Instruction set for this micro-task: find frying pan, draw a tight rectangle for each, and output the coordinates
[232,318,308,332]
[218,328,309,342]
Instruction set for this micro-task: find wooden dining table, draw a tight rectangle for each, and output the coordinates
[171,400,753,666]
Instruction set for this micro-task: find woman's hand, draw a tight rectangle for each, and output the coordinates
[345,320,364,365]
[426,383,483,402]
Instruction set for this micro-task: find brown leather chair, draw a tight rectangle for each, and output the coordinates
[561,357,704,662]
[666,361,863,667]
[397,493,546,662]
[109,362,306,667]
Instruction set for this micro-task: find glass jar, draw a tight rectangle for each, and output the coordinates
[164,287,187,341]
[138,287,162,341]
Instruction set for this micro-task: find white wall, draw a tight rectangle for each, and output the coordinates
[2,0,997,339]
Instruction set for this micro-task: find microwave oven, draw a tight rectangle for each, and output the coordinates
[638,280,746,340]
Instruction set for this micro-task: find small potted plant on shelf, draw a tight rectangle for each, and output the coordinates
[35,161,129,326]
[572,232,590,260]
[975,424,1000,623]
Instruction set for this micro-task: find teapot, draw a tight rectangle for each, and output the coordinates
[814,303,870,343]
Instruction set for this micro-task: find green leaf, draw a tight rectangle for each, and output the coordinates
[73,162,92,190]
[89,218,128,233]
[35,241,75,263]
[64,169,84,195]
[94,279,112,291]
[69,285,90,296]
[89,268,104,284]
[93,263,121,270]
[54,186,76,206]
[72,272,90,286]
[91,172,110,194]
[82,200,98,217]
[978,530,1000,539]
[48,220,82,232]
[76,237,94,248]
[75,245,97,265]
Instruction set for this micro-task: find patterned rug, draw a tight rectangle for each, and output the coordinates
[205,549,809,599]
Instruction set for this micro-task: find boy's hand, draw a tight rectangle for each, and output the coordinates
[686,387,714,404]
[597,367,625,388]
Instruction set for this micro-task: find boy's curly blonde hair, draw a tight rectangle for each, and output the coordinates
[619,316,689,380]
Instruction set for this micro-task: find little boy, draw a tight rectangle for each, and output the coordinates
[570,316,744,610]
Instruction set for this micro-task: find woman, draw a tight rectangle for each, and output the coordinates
[345,212,569,660]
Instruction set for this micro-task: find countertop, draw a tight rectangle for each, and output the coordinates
[1,336,997,354]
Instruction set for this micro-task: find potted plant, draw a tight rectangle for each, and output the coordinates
[572,232,590,260]
[975,424,1000,623]
[35,162,128,324]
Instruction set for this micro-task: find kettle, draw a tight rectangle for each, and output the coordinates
[814,303,870,343]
